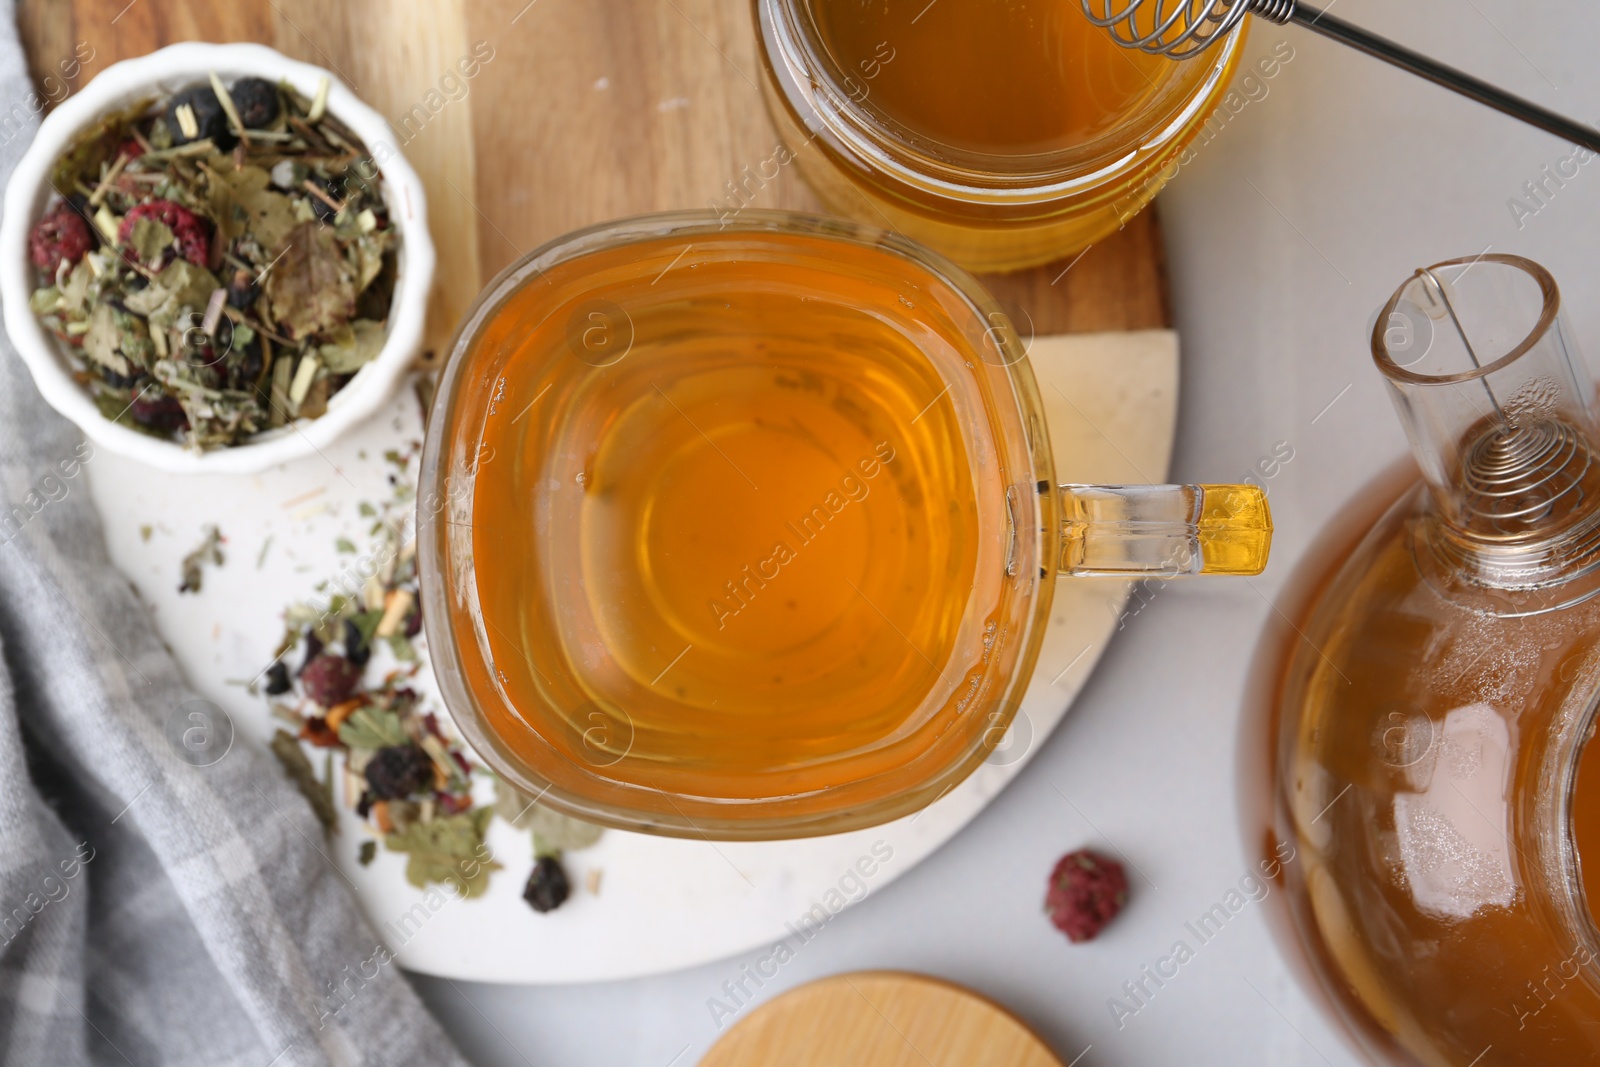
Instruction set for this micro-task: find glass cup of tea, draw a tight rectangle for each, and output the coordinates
[418,211,1271,840]
[752,0,1250,272]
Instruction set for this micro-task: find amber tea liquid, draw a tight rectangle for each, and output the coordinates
[810,0,1171,156]
[465,232,1010,802]
[1276,492,1600,1063]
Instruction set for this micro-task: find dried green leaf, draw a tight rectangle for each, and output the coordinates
[208,162,298,251]
[49,97,152,190]
[29,286,60,317]
[350,608,385,645]
[317,319,386,374]
[269,728,338,834]
[349,229,391,292]
[266,221,356,339]
[357,840,377,866]
[124,258,221,330]
[337,705,408,750]
[493,779,604,856]
[384,807,499,898]
[127,217,175,265]
[59,259,93,314]
[178,524,224,594]
[83,303,153,378]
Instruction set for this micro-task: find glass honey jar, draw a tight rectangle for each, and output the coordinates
[752,0,1251,272]
[1261,255,1600,1065]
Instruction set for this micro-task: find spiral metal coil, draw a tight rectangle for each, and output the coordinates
[1080,0,1295,60]
[1461,419,1592,532]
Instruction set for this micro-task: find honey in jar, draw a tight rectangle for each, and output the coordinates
[810,0,1169,156]
[755,0,1252,271]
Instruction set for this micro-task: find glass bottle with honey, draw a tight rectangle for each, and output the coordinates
[1267,255,1600,1064]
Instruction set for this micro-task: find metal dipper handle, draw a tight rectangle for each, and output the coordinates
[1081,0,1600,153]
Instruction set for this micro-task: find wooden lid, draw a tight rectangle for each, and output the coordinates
[700,971,1067,1067]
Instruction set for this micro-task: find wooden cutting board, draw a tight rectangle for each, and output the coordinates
[699,972,1068,1067]
[18,0,1170,353]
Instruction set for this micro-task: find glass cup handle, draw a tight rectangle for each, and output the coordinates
[1057,484,1272,577]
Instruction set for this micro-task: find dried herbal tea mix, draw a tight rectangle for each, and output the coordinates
[177,523,224,594]
[263,445,602,909]
[27,73,399,450]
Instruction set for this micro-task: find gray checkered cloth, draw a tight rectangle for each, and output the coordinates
[0,8,471,1066]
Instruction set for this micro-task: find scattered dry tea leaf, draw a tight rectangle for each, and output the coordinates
[337,705,408,751]
[178,523,224,594]
[269,728,338,834]
[385,807,499,897]
[493,778,604,857]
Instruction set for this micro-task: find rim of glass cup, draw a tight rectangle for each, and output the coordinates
[418,209,1058,840]
[1372,254,1561,388]
[755,0,1245,204]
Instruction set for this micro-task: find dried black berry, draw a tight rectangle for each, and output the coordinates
[344,617,371,667]
[165,84,234,148]
[228,77,280,128]
[99,365,145,390]
[226,267,259,310]
[523,856,571,913]
[298,632,324,675]
[404,601,423,638]
[364,744,434,800]
[309,181,340,223]
[229,336,264,394]
[264,660,291,696]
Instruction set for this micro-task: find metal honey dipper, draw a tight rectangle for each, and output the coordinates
[1081,0,1600,152]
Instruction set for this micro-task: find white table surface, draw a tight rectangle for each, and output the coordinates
[409,2,1600,1062]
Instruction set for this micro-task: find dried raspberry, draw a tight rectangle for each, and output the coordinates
[363,744,434,800]
[435,792,473,816]
[118,199,211,266]
[299,652,362,708]
[523,856,571,913]
[1046,849,1129,943]
[116,137,145,160]
[129,393,189,434]
[29,207,92,276]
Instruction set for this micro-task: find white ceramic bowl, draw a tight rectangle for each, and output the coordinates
[0,42,436,475]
